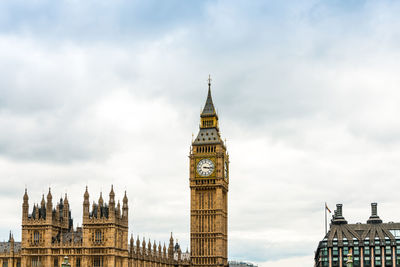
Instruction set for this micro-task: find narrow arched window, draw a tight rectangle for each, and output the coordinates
[95,230,102,243]
[34,231,40,244]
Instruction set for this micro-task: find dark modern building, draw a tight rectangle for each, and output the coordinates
[315,203,400,267]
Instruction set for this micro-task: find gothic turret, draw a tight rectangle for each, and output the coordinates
[9,232,14,252]
[83,186,90,219]
[40,194,46,219]
[41,194,46,209]
[23,189,29,220]
[109,185,115,219]
[117,200,121,218]
[136,236,140,253]
[63,194,69,218]
[147,239,152,255]
[163,243,167,258]
[98,192,104,207]
[142,237,146,255]
[130,234,134,252]
[46,188,53,224]
[97,192,103,218]
[122,191,128,220]
[168,232,174,259]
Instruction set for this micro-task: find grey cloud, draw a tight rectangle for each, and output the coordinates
[3,1,400,266]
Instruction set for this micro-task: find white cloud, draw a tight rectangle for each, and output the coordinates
[2,1,400,265]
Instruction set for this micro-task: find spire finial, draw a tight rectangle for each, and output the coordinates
[208,74,212,89]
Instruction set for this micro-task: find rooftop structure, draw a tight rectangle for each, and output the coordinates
[314,203,400,267]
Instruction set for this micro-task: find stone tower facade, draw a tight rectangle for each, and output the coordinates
[189,79,229,267]
[81,185,129,267]
[3,186,190,267]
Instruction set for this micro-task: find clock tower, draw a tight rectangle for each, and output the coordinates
[190,77,229,267]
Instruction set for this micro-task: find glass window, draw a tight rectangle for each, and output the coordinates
[94,257,103,267]
[365,247,370,255]
[95,230,102,243]
[364,256,371,267]
[354,246,360,255]
[375,256,381,266]
[34,231,40,244]
[385,246,391,255]
[32,257,40,267]
[354,256,360,267]
[375,246,381,255]
[333,247,338,256]
[386,255,392,266]
[343,247,349,256]
[332,257,339,267]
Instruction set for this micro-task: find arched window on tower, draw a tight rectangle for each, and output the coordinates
[95,230,102,243]
[33,231,40,244]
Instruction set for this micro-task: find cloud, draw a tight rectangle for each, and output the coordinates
[2,1,400,265]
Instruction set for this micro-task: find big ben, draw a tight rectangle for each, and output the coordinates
[190,77,229,267]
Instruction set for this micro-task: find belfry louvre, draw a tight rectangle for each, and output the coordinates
[315,203,400,267]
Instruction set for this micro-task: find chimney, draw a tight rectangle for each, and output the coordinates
[337,204,343,217]
[332,204,347,225]
[367,203,382,224]
[371,202,377,216]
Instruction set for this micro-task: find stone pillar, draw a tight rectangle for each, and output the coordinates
[329,247,332,267]
[382,246,385,266]
[360,247,364,267]
[82,255,89,267]
[371,247,374,267]
[393,246,396,267]
[339,247,342,267]
[45,255,52,267]
[21,256,27,267]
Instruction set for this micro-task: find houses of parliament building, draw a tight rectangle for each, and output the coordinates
[0,79,230,267]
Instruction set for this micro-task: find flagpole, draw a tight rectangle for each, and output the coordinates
[325,202,327,236]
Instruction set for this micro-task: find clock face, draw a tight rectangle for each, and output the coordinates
[197,159,215,177]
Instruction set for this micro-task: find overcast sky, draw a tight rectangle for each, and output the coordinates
[1,1,400,266]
